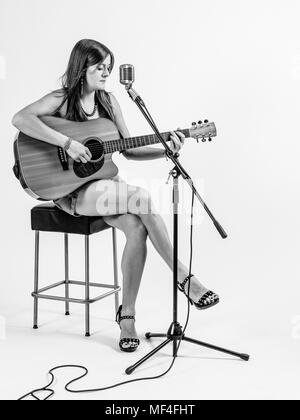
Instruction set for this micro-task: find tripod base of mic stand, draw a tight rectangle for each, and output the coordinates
[125,322,250,375]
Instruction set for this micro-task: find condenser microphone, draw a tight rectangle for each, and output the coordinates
[119,64,144,105]
[119,64,135,86]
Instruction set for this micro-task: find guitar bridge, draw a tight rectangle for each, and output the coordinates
[57,147,69,171]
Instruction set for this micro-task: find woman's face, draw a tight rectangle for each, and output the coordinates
[85,55,112,92]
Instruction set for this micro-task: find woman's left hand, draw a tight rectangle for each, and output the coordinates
[169,128,186,154]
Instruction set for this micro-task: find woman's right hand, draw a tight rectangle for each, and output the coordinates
[66,140,92,163]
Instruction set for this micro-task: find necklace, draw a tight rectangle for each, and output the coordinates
[80,100,98,118]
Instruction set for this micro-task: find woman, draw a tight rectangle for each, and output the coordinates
[12,39,219,352]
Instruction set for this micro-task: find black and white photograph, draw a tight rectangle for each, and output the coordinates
[1,0,299,402]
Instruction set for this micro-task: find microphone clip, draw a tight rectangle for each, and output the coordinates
[126,86,145,107]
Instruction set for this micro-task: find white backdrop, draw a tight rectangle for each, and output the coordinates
[1,0,300,400]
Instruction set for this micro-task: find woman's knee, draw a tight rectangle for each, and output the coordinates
[121,214,148,240]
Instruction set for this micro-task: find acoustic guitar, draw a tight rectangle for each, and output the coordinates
[13,116,217,201]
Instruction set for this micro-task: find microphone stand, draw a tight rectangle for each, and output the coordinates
[123,84,250,375]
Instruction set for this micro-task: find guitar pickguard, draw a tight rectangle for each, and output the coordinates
[73,157,105,178]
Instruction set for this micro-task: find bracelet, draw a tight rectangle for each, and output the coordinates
[63,138,72,152]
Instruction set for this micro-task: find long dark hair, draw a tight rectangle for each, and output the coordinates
[55,39,116,122]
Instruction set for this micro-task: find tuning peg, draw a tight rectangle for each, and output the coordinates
[208,137,212,142]
[198,121,203,125]
[192,122,197,126]
[202,137,206,143]
[204,119,209,124]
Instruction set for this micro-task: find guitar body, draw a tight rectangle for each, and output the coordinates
[13,115,216,201]
[14,117,120,200]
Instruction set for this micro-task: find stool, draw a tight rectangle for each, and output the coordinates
[31,203,121,337]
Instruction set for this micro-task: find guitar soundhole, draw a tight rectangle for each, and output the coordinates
[85,138,104,161]
[73,137,105,179]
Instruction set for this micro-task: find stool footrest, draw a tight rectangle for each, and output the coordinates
[69,280,117,289]
[35,279,120,294]
[32,287,121,305]
[38,281,66,294]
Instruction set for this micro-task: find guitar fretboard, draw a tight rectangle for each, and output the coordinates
[103,129,190,154]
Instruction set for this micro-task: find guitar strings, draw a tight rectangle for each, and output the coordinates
[86,137,171,151]
[83,133,172,156]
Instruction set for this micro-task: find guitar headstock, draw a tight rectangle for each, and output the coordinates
[189,120,217,143]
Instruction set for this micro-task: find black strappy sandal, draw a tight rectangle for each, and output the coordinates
[116,305,140,353]
[177,274,220,310]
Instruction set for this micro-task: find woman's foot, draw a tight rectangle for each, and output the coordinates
[116,305,140,352]
[178,273,219,310]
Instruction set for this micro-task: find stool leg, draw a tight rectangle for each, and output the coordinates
[64,233,70,316]
[33,231,40,329]
[112,227,120,315]
[85,235,90,337]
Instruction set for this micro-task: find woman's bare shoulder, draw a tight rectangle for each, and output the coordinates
[50,89,67,117]
[106,91,130,138]
[14,89,67,118]
[107,92,121,116]
[52,88,66,98]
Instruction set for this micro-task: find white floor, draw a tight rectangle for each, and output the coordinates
[1,273,299,400]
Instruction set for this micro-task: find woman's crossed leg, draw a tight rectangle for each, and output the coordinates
[76,178,219,309]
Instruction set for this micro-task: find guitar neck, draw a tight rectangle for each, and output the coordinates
[104,129,190,154]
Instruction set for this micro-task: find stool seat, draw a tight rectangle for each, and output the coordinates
[31,203,110,235]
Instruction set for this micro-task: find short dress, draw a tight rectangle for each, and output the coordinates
[53,184,85,218]
[53,103,122,217]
